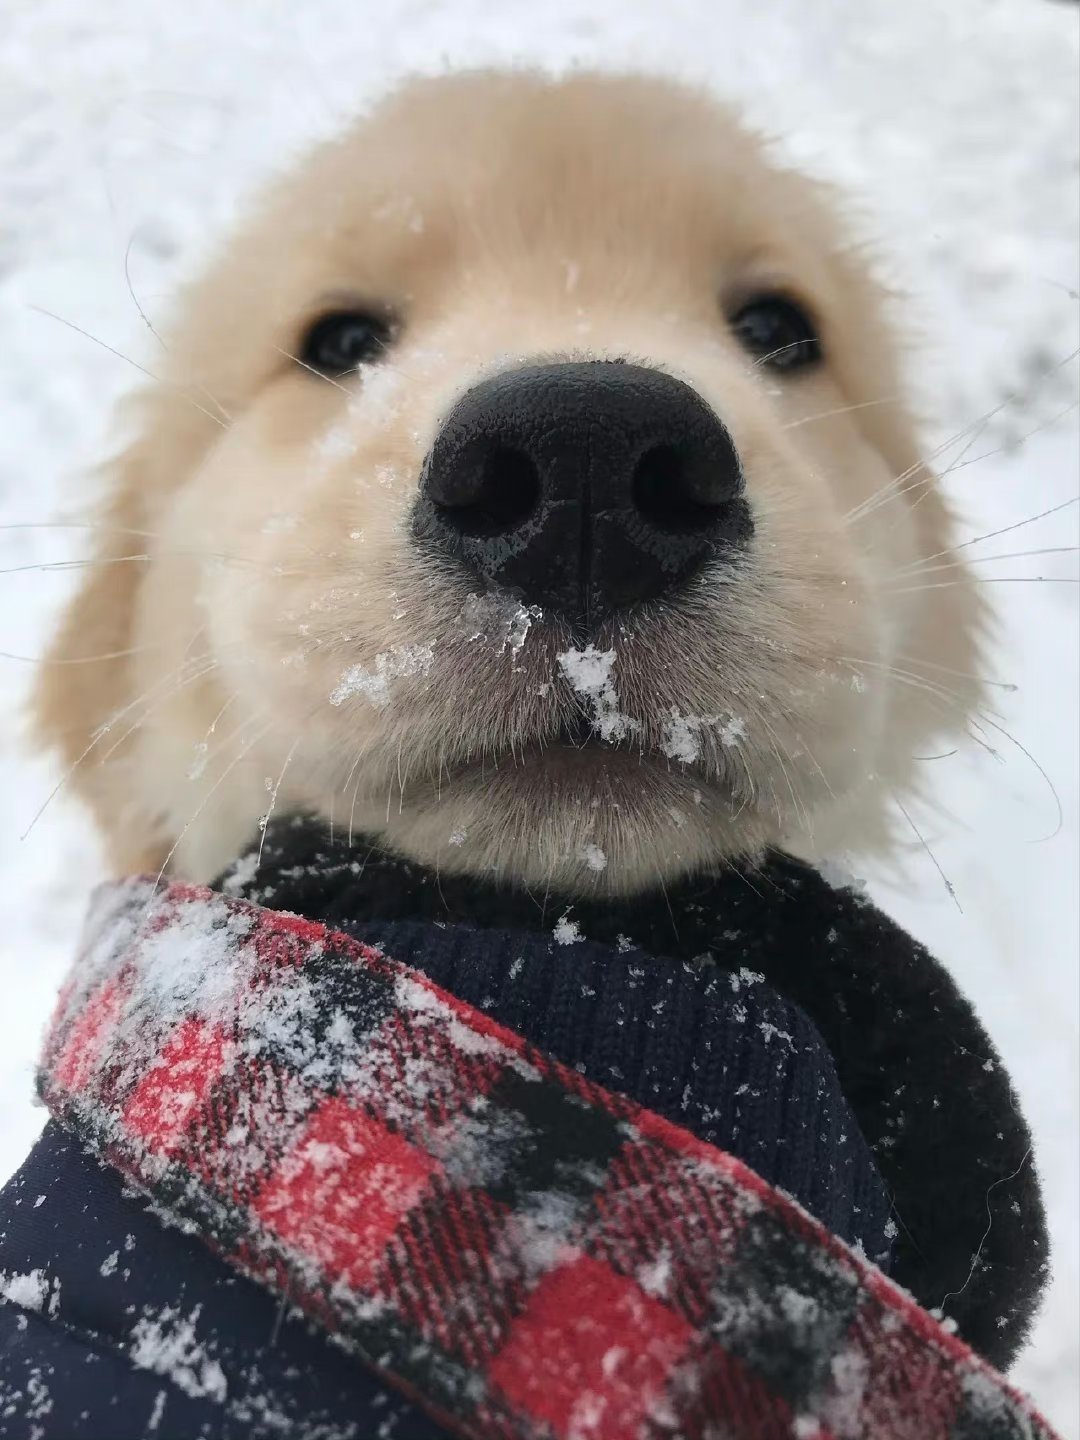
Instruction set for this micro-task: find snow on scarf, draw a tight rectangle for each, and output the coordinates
[37,877,1057,1440]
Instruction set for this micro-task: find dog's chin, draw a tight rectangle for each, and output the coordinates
[367,734,777,896]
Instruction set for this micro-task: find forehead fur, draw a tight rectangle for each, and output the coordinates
[170,70,878,396]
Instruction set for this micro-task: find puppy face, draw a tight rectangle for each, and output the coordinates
[38,71,983,893]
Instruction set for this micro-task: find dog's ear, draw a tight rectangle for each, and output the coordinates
[32,387,218,875]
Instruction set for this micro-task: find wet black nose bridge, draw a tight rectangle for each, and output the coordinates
[526,403,642,628]
[412,360,753,627]
[576,420,598,628]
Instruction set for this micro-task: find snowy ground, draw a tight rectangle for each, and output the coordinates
[1,0,1077,1431]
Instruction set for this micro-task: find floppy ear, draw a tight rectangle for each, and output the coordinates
[32,387,220,875]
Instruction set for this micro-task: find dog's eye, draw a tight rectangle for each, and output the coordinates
[729,296,821,372]
[299,311,393,376]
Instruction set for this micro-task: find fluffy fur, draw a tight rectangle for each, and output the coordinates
[35,70,983,893]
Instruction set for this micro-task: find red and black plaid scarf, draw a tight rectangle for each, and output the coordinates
[39,878,1057,1440]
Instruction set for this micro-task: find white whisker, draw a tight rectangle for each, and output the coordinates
[897,545,1078,580]
[781,395,899,430]
[894,795,962,912]
[255,734,302,872]
[889,576,1079,593]
[146,717,273,902]
[28,304,230,431]
[911,496,1080,568]
[123,235,232,424]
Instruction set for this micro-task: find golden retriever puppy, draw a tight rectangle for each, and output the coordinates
[35,70,983,895]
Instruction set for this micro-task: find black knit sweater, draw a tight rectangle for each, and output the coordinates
[220,814,1048,1372]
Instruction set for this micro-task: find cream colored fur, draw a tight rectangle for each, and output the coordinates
[35,70,984,895]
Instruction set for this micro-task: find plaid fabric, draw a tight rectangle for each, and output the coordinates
[37,878,1056,1440]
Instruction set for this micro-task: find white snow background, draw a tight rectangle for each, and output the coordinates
[1,0,1077,1430]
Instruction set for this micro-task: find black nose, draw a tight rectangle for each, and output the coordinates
[412,361,752,625]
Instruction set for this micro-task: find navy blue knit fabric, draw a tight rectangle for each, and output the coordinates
[0,919,889,1437]
[0,840,893,1437]
[0,809,1047,1435]
[239,816,1046,1369]
[313,914,892,1257]
[0,1124,445,1439]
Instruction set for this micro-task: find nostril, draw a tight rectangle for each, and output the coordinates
[435,445,540,538]
[632,444,726,534]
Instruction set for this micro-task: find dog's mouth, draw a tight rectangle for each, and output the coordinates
[317,591,754,809]
[551,714,602,750]
[428,701,744,806]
